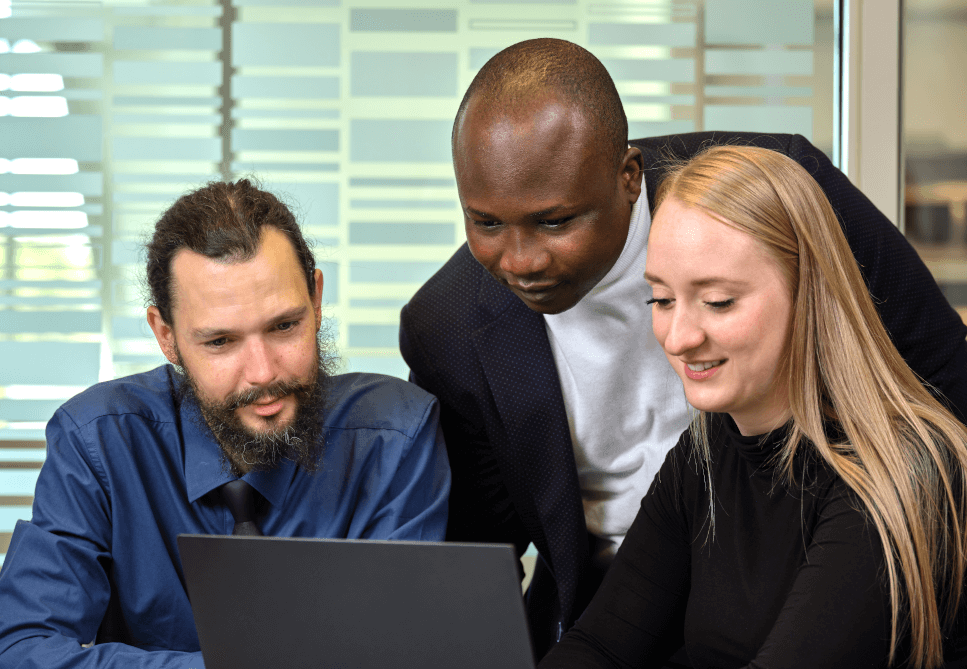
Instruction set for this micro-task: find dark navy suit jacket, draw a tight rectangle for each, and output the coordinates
[399,131,967,658]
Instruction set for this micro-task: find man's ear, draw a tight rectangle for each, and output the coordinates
[147,306,179,365]
[312,268,324,330]
[619,146,644,203]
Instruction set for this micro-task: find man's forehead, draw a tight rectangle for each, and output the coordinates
[168,245,250,290]
[166,228,306,313]
[460,91,587,138]
[169,226,294,273]
[458,102,598,171]
[454,105,613,197]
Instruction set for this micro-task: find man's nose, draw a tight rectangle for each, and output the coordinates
[242,337,278,387]
[499,228,551,278]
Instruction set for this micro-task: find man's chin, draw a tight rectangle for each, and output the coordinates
[176,373,327,475]
[237,420,294,441]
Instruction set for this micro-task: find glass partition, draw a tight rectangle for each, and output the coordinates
[902,0,967,327]
[0,0,836,562]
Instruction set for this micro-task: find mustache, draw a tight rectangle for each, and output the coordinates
[225,378,311,411]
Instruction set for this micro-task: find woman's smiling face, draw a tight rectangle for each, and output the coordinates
[645,196,795,436]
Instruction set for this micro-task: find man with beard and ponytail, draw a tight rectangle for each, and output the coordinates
[0,179,450,669]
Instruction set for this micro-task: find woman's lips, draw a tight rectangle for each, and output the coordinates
[682,360,724,380]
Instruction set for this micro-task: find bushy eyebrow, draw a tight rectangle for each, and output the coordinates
[464,206,493,219]
[464,204,569,220]
[189,305,308,340]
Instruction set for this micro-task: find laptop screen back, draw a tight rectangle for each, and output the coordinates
[177,535,535,669]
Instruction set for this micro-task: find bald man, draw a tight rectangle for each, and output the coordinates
[399,38,967,659]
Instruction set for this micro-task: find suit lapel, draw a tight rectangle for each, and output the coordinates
[460,140,666,619]
[470,274,586,615]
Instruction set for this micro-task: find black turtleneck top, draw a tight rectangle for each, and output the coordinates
[539,414,967,669]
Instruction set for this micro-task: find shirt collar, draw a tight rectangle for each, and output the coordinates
[245,458,298,508]
[180,380,299,507]
[585,173,651,295]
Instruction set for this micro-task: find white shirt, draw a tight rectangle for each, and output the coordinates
[543,179,692,567]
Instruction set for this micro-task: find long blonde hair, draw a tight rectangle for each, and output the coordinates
[654,145,967,668]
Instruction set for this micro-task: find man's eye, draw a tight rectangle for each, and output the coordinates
[540,217,569,228]
[277,321,298,332]
[470,217,499,228]
[206,337,228,348]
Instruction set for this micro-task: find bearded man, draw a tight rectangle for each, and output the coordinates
[0,179,450,669]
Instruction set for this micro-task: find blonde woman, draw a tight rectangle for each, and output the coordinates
[539,145,967,669]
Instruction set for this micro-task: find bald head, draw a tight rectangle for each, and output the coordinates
[453,38,628,169]
[450,40,641,315]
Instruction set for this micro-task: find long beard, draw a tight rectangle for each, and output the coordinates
[175,333,336,475]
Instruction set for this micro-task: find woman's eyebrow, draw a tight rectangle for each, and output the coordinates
[644,273,747,289]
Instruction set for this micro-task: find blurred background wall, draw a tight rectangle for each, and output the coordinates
[0,0,963,565]
[904,0,967,324]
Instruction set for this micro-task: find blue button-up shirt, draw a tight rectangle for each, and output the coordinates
[0,366,450,669]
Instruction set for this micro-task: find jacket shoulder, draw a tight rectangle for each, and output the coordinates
[631,131,797,158]
[404,244,484,322]
[402,243,518,342]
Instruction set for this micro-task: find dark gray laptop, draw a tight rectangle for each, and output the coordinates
[177,534,536,669]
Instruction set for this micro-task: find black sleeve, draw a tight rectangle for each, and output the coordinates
[399,303,532,562]
[538,444,692,669]
[743,484,892,669]
[539,438,892,669]
[786,134,967,424]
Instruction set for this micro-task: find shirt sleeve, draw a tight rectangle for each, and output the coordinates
[356,395,451,541]
[539,442,693,669]
[0,408,206,669]
[743,483,892,669]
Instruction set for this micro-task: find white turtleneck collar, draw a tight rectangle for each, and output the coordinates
[543,175,692,567]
